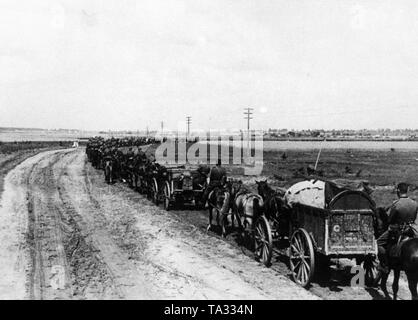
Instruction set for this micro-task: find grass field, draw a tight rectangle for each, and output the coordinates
[0,141,72,154]
[258,148,418,208]
[0,141,72,196]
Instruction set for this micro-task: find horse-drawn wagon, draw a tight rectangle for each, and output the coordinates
[255,179,378,287]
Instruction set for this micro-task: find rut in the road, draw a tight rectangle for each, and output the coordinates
[25,150,119,299]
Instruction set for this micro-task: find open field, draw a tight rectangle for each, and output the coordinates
[0,128,93,142]
[0,141,71,154]
[0,142,69,196]
[258,148,418,208]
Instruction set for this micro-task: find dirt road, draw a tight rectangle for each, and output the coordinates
[0,148,319,300]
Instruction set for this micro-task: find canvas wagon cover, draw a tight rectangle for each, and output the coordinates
[284,180,326,209]
[284,179,371,209]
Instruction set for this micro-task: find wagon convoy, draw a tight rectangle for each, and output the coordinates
[86,137,208,209]
[86,137,380,289]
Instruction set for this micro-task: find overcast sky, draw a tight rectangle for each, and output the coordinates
[1,0,418,131]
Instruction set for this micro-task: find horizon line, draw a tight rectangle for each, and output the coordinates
[3,126,418,132]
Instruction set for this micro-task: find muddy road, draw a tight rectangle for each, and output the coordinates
[0,148,320,300]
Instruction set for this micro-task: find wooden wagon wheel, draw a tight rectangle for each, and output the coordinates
[152,178,159,205]
[138,176,144,194]
[254,215,273,267]
[144,179,151,198]
[163,181,171,211]
[289,228,315,287]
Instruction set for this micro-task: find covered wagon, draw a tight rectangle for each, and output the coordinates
[255,179,378,287]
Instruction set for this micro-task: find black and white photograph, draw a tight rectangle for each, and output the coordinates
[1,0,418,306]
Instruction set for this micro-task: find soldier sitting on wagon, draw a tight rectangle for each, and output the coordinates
[375,182,418,284]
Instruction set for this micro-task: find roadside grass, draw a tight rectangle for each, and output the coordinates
[0,141,72,154]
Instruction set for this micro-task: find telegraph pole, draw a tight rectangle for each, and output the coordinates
[244,108,253,149]
[161,121,164,140]
[186,116,191,140]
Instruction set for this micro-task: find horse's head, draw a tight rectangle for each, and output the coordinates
[215,188,227,207]
[228,179,243,197]
[256,179,269,198]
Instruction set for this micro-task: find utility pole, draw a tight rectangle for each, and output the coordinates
[186,116,191,140]
[244,108,253,149]
[161,121,164,140]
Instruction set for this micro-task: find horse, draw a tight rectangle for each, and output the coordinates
[256,180,286,219]
[92,149,102,169]
[374,207,418,300]
[104,157,113,184]
[256,179,288,235]
[229,180,264,240]
[192,168,209,209]
[207,183,230,237]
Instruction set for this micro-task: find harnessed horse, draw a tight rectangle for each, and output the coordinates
[228,180,264,240]
[256,180,288,236]
[375,207,418,300]
[207,185,230,237]
[104,156,114,184]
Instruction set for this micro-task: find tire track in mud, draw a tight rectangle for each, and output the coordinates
[64,153,158,299]
[55,153,124,299]
[23,150,121,299]
[26,151,59,299]
[56,151,160,299]
[0,151,46,299]
[26,150,74,299]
